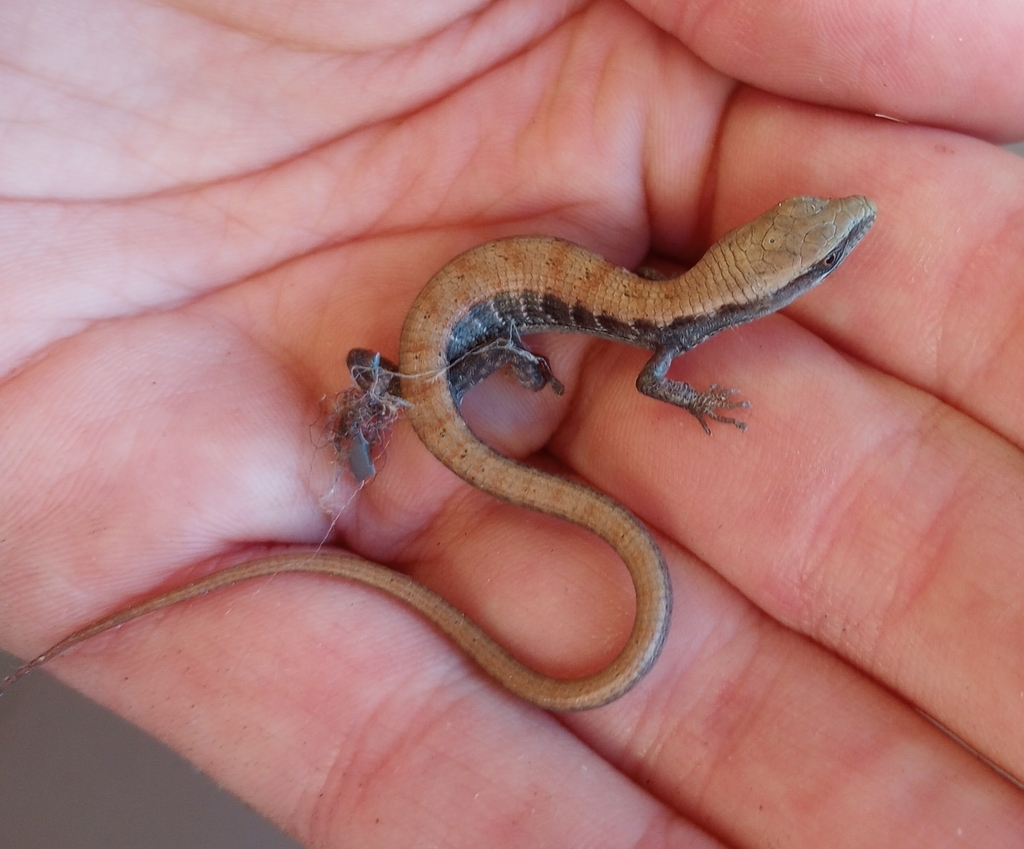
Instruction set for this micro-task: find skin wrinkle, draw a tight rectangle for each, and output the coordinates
[937,206,1024,443]
[791,405,917,648]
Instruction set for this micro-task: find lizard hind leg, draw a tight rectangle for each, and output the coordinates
[447,331,564,406]
[327,349,407,481]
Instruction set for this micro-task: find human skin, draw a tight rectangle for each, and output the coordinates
[2,1,1023,847]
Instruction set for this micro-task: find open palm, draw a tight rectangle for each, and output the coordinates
[3,1,1023,846]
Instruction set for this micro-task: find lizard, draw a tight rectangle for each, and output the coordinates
[0,195,875,710]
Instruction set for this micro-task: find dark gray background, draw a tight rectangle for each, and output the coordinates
[0,652,302,849]
[3,141,1023,849]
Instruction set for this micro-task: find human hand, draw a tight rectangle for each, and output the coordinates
[2,2,1022,847]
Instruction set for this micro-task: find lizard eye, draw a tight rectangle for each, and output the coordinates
[821,248,842,267]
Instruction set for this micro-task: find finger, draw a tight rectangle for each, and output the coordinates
[637,0,1024,140]
[696,95,1024,778]
[0,0,572,194]
[0,311,333,657]
[579,533,1024,847]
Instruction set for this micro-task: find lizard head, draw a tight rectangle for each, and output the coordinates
[717,195,877,312]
